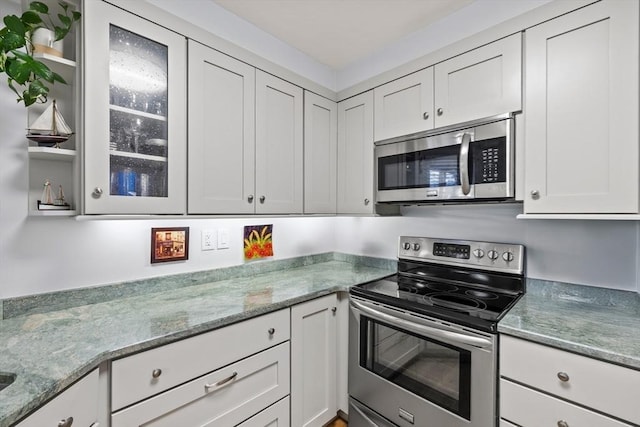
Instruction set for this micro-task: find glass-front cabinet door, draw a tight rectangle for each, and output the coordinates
[83,1,186,214]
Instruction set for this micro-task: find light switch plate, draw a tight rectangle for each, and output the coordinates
[218,228,230,249]
[201,229,217,251]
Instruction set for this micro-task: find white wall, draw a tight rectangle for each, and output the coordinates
[335,205,640,291]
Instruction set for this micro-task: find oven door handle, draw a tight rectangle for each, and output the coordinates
[459,132,471,195]
[351,299,493,349]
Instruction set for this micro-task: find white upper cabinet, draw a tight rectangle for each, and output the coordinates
[434,33,522,128]
[337,91,375,214]
[374,68,433,141]
[304,91,337,214]
[523,0,639,214]
[255,70,304,214]
[188,41,255,214]
[83,0,187,214]
[373,34,522,142]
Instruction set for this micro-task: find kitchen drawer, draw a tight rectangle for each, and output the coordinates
[500,335,640,424]
[500,379,633,427]
[237,396,290,427]
[16,370,99,427]
[112,342,290,426]
[112,308,289,411]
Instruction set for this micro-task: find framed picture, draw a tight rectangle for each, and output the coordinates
[151,227,189,264]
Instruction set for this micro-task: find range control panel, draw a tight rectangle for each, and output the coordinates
[398,236,525,275]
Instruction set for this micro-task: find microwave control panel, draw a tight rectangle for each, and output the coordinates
[471,137,507,184]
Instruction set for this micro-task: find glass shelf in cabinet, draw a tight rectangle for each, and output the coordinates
[109,104,167,122]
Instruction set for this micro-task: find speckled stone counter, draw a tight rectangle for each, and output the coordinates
[499,279,640,369]
[0,253,395,427]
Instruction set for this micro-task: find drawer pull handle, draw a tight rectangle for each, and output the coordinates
[331,307,337,313]
[268,328,275,335]
[205,371,238,390]
[557,372,570,382]
[58,417,74,427]
[557,421,569,427]
[152,369,162,379]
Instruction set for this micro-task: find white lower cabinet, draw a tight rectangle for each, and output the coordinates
[238,397,290,427]
[291,294,338,427]
[112,342,290,426]
[17,370,99,427]
[500,335,640,426]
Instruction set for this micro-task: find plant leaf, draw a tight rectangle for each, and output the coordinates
[58,13,71,27]
[54,26,68,41]
[72,11,81,21]
[6,59,30,84]
[52,72,66,84]
[1,32,25,51]
[21,11,42,25]
[3,15,25,36]
[31,60,54,82]
[29,2,49,14]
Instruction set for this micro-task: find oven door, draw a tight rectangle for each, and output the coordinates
[348,297,497,427]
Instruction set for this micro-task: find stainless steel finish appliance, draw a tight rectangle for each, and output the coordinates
[349,236,525,427]
[374,114,515,204]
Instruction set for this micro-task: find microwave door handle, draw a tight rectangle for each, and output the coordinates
[459,133,471,195]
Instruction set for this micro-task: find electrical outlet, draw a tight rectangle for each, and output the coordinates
[218,228,230,249]
[201,229,217,251]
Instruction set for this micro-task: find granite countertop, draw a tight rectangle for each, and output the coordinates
[0,253,395,427]
[499,279,640,370]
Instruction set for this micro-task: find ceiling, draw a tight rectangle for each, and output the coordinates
[211,0,475,69]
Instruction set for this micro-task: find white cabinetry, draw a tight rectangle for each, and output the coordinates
[291,294,338,427]
[255,70,304,214]
[433,33,521,128]
[373,34,521,141]
[83,0,187,214]
[304,91,337,214]
[187,40,255,214]
[374,68,433,141]
[500,335,640,426]
[237,397,290,427]
[523,0,639,214]
[16,370,98,427]
[337,91,374,214]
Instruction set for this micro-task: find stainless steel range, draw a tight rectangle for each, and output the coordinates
[348,236,525,427]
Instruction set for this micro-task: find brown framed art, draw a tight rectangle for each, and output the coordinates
[151,227,189,264]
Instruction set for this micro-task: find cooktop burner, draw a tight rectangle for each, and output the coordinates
[350,236,526,333]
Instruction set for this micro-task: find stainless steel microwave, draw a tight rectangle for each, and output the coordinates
[374,114,515,204]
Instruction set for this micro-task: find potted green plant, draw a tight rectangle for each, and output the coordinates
[0,1,80,106]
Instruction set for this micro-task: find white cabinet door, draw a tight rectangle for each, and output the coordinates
[291,294,338,427]
[112,343,290,427]
[523,0,639,213]
[187,40,255,214]
[304,91,337,214]
[434,33,521,128]
[83,0,187,214]
[237,397,290,427]
[255,70,303,214]
[374,68,433,141]
[17,370,99,427]
[337,91,375,214]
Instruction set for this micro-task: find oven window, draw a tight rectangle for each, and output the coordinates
[359,316,471,420]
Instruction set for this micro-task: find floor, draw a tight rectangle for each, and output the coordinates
[326,418,348,427]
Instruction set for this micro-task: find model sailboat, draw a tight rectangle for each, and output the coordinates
[26,100,73,147]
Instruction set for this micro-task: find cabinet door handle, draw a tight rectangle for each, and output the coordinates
[92,187,103,198]
[423,112,429,120]
[437,108,444,116]
[58,417,73,427]
[259,195,266,203]
[152,368,162,378]
[557,371,570,382]
[331,307,337,313]
[247,194,254,203]
[205,371,238,390]
[364,198,370,205]
[557,421,569,427]
[530,190,540,200]
[268,327,275,335]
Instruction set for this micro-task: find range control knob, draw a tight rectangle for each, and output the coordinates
[502,251,515,262]
[412,243,421,251]
[472,249,485,259]
[487,250,499,261]
[402,242,411,250]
